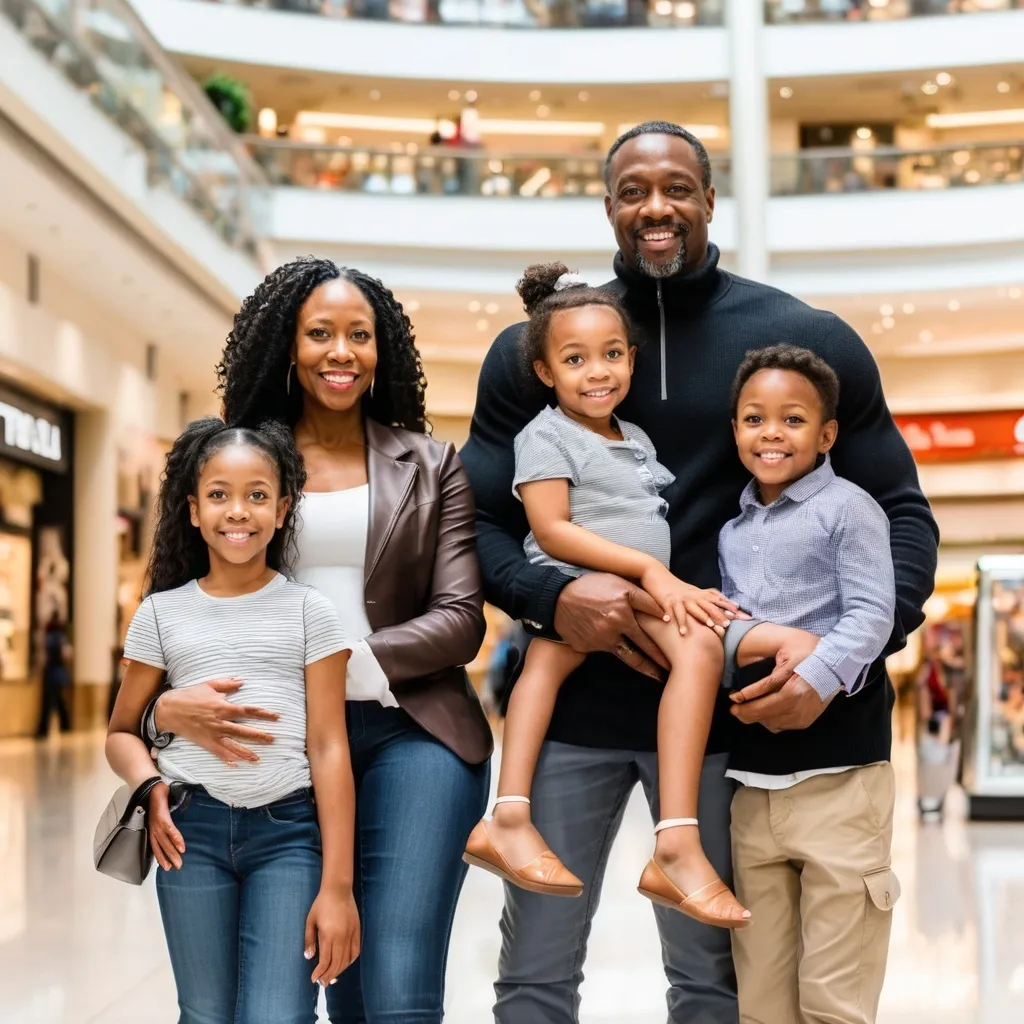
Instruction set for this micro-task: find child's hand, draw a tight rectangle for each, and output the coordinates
[148,782,185,870]
[304,886,361,987]
[640,565,738,635]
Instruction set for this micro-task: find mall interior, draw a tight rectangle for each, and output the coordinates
[1,0,1024,1021]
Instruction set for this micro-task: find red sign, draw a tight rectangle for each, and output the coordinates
[894,410,1024,463]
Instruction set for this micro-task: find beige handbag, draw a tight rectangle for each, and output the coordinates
[93,777,163,885]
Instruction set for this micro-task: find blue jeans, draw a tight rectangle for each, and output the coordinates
[156,788,322,1024]
[326,703,490,1023]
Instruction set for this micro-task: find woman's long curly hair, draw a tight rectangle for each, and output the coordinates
[217,256,428,433]
[145,418,306,595]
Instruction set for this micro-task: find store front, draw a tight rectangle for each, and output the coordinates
[0,381,74,737]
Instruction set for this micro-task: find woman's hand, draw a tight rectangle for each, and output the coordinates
[148,782,185,871]
[304,886,361,987]
[640,565,739,636]
[156,680,279,765]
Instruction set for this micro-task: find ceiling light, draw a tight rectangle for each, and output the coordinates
[529,89,542,102]
[779,86,793,99]
[536,105,551,118]
[405,299,420,312]
[964,169,982,184]
[675,1,696,16]
[448,89,460,101]
[1009,287,1022,299]
[871,323,883,335]
[902,303,915,315]
[882,316,895,329]
[921,82,939,96]
[295,111,606,138]
[919,329,933,343]
[926,108,1024,128]
[257,107,278,136]
[655,0,672,14]
[880,303,894,316]
[485,302,499,315]
[935,72,953,87]
[868,0,888,7]
[468,300,481,313]
[369,89,381,101]
[855,126,873,140]
[997,81,1011,94]
[948,299,960,311]
[952,150,971,166]
[476,319,490,332]
[465,89,478,103]
[578,90,590,102]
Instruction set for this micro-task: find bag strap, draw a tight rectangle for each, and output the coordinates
[126,776,164,819]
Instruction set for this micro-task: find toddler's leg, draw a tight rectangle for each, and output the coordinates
[636,614,749,928]
[463,638,586,897]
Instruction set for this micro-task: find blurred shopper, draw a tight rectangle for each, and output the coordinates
[108,419,359,1022]
[142,259,491,1024]
[36,612,72,736]
[460,120,938,1023]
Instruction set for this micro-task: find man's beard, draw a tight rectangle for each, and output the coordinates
[634,240,687,279]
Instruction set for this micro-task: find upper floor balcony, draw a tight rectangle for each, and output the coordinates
[135,0,1024,83]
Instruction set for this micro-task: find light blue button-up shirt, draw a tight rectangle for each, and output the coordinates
[718,456,896,701]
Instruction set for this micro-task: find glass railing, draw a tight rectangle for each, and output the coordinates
[771,142,1024,194]
[0,0,266,256]
[248,138,734,197]
[765,0,1023,24]
[198,0,725,28]
[249,138,1024,198]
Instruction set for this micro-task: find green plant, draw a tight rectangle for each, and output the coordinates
[203,73,253,134]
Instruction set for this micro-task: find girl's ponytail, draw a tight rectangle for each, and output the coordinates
[145,418,305,595]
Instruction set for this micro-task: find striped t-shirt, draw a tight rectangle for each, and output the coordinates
[513,405,675,577]
[123,573,351,808]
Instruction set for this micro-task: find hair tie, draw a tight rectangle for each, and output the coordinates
[554,272,588,292]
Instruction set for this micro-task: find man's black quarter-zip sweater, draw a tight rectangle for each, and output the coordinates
[459,244,938,769]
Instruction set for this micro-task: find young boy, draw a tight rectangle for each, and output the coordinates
[719,345,901,1024]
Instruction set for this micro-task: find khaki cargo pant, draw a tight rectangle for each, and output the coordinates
[730,763,900,1024]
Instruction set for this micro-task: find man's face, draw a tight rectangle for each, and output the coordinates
[605,133,715,278]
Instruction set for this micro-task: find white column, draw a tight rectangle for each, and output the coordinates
[73,410,118,700]
[726,0,770,282]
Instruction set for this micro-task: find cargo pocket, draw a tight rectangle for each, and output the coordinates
[863,866,901,912]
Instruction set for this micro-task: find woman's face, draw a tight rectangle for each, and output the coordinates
[293,278,378,415]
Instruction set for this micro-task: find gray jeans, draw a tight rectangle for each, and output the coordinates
[494,742,738,1024]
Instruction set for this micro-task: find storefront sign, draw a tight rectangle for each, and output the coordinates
[894,409,1024,463]
[0,383,69,473]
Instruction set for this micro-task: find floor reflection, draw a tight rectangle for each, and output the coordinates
[1,732,1022,1023]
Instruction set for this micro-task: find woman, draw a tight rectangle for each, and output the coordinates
[37,612,72,736]
[142,257,492,1022]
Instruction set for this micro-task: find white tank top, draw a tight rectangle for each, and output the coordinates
[294,486,397,707]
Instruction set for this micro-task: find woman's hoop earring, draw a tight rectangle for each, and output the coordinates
[286,361,295,396]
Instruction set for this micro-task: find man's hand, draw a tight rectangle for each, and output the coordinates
[731,674,834,733]
[553,573,668,681]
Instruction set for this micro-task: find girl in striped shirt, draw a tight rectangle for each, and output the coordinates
[464,263,749,928]
[106,418,359,1024]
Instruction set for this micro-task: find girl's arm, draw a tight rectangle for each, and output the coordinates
[106,660,168,789]
[519,478,661,581]
[303,650,360,987]
[520,478,737,632]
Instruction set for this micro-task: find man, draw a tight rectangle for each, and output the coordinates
[458,120,938,1023]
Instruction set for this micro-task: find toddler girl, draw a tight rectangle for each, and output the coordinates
[464,264,749,928]
[106,418,360,1023]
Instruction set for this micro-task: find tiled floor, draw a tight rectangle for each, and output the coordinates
[2,731,1023,1023]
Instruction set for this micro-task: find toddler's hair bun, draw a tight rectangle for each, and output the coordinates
[516,261,573,316]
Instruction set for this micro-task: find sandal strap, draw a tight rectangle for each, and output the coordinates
[654,817,699,834]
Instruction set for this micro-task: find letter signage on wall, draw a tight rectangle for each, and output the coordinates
[0,383,69,473]
[894,410,1024,464]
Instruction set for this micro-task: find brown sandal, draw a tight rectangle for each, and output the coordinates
[463,797,583,898]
